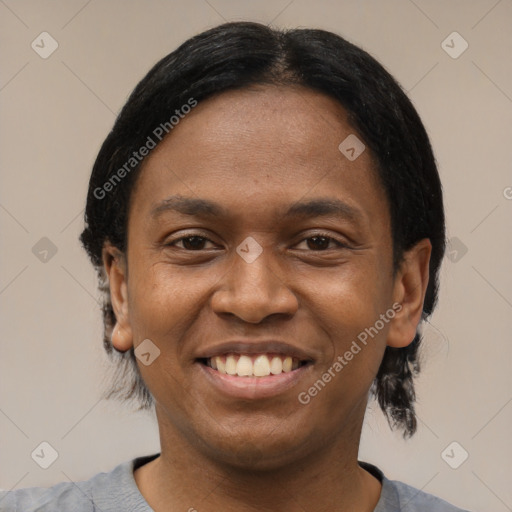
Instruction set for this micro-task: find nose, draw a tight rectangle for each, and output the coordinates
[211,246,299,324]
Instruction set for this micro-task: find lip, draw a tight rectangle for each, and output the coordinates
[197,361,314,400]
[195,340,315,362]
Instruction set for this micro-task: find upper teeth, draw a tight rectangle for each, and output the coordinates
[208,354,300,377]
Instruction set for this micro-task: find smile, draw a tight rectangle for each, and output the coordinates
[200,353,309,377]
[196,353,313,400]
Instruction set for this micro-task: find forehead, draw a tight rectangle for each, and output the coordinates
[152,85,366,170]
[129,85,387,230]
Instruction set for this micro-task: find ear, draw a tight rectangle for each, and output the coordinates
[386,238,432,348]
[102,242,133,352]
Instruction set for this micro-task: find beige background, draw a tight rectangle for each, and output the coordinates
[1,1,511,510]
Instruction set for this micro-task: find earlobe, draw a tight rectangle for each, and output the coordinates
[111,323,133,352]
[102,242,134,352]
[386,239,431,349]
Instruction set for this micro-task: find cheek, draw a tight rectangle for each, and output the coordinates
[304,258,391,336]
[299,260,392,389]
[128,264,207,343]
[125,264,210,412]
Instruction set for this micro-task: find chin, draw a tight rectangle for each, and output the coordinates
[196,424,315,472]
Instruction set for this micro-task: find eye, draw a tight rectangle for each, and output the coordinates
[167,235,216,251]
[165,232,348,252]
[295,234,348,251]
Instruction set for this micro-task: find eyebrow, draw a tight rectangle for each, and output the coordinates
[150,195,362,223]
[151,195,226,218]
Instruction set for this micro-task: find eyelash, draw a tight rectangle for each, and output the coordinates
[166,232,349,251]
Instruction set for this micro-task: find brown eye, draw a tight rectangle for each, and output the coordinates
[182,236,207,250]
[168,236,215,250]
[306,236,331,250]
[295,234,347,251]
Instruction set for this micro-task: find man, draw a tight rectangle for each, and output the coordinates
[0,22,469,511]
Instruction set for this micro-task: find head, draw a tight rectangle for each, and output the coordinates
[80,21,445,462]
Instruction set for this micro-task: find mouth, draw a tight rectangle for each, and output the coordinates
[194,341,315,399]
[195,344,314,400]
[197,353,311,377]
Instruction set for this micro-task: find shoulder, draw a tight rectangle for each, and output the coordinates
[0,479,95,511]
[359,461,471,512]
[379,477,471,512]
[0,456,152,512]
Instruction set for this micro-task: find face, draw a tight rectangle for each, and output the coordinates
[105,85,429,469]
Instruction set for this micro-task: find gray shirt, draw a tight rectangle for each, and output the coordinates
[0,453,470,511]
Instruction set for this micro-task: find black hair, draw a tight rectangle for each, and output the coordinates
[80,21,445,438]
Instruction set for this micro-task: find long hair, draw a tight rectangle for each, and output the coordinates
[80,22,445,438]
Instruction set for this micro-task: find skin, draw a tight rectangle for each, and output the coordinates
[103,85,431,512]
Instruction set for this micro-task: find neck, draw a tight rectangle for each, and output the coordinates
[134,406,381,512]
